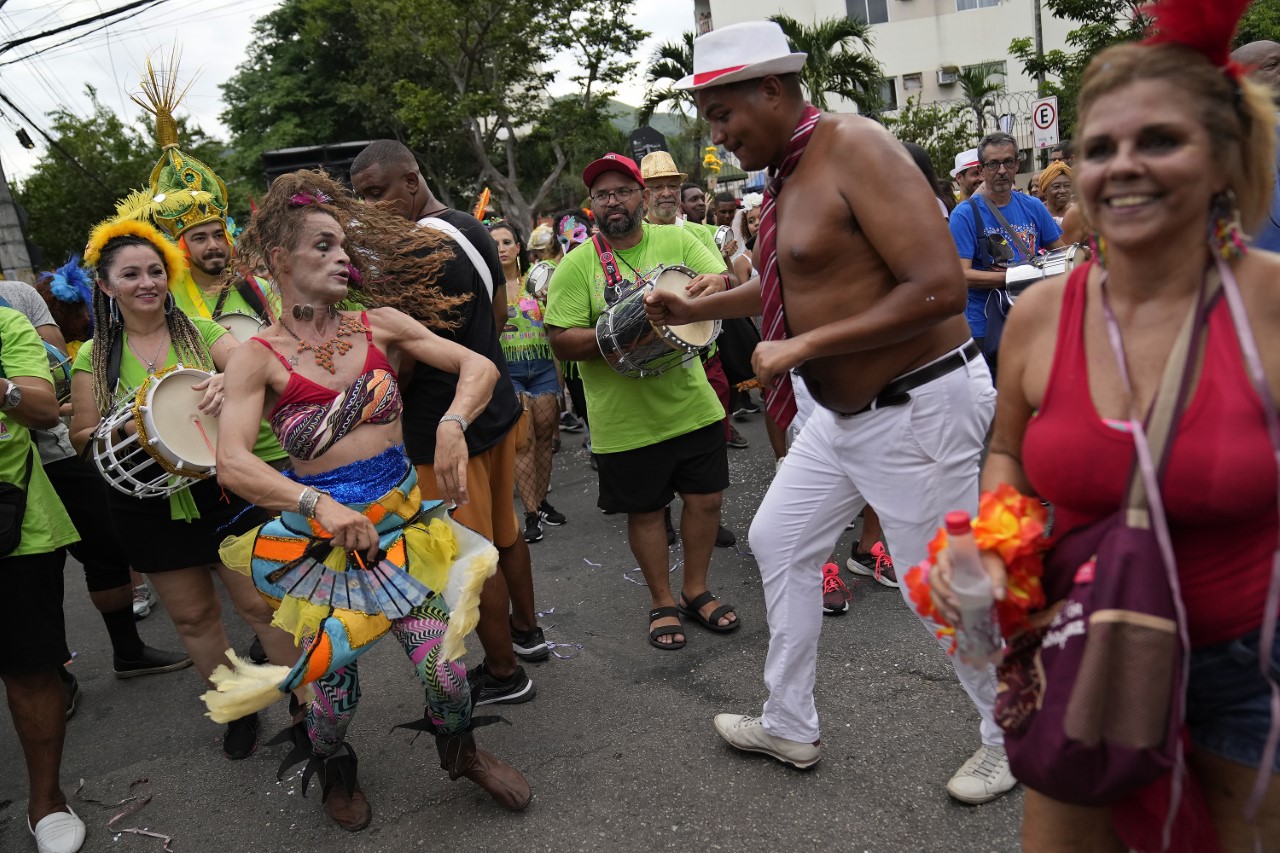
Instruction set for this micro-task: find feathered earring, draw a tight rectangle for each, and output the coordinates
[1208,190,1248,261]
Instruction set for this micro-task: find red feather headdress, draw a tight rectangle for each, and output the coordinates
[1141,0,1253,78]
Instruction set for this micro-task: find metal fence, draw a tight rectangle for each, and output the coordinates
[879,90,1050,152]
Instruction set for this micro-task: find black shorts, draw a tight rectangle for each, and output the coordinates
[595,422,729,514]
[0,550,69,674]
[45,455,131,592]
[106,478,268,573]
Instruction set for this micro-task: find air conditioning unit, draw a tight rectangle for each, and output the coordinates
[937,66,959,85]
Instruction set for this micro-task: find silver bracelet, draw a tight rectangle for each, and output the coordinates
[439,413,469,432]
[297,487,324,519]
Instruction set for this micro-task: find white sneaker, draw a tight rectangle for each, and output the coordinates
[29,806,85,853]
[946,744,1017,804]
[713,714,820,769]
[132,584,154,620]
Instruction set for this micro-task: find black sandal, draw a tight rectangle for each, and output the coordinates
[678,590,740,633]
[647,606,686,650]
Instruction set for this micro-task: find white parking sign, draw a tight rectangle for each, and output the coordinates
[1032,96,1059,149]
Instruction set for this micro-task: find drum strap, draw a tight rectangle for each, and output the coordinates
[214,277,270,323]
[591,234,629,305]
[105,330,125,405]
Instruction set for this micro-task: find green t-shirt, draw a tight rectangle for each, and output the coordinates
[543,222,724,453]
[0,308,79,556]
[171,268,280,324]
[73,318,287,514]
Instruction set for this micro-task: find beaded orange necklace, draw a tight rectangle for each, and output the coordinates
[279,315,368,373]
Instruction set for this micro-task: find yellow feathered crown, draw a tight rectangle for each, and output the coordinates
[128,51,230,242]
[84,218,188,288]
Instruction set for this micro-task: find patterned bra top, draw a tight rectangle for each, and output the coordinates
[252,315,402,461]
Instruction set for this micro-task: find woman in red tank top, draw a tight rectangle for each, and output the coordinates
[931,3,1280,848]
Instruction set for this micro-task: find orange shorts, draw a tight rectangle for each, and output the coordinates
[415,412,526,549]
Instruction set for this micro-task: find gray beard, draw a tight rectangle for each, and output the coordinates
[599,207,643,238]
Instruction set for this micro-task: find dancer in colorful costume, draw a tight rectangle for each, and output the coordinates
[205,169,531,831]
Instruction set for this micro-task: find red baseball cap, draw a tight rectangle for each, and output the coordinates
[582,153,645,190]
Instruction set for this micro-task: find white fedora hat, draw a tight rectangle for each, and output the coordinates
[676,21,807,91]
[950,148,980,178]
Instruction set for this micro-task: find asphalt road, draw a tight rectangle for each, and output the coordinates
[0,412,1022,853]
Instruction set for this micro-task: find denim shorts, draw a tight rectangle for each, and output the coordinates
[1186,627,1280,771]
[506,357,559,397]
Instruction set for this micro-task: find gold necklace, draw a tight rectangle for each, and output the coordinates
[279,315,367,373]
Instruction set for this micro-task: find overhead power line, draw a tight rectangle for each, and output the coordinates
[0,0,171,57]
[0,0,165,68]
[0,87,111,192]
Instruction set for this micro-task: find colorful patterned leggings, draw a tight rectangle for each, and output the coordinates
[307,595,471,756]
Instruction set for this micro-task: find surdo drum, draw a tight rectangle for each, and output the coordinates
[595,264,721,379]
[91,365,219,498]
[1003,244,1088,302]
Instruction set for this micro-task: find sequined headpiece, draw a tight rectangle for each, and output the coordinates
[125,54,231,242]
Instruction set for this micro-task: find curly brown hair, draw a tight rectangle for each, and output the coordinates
[232,169,465,329]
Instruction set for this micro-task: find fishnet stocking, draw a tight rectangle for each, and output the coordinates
[514,392,560,514]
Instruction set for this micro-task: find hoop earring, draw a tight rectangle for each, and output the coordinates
[1208,189,1247,261]
[164,292,175,316]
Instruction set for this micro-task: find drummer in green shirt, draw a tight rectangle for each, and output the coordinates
[545,152,742,652]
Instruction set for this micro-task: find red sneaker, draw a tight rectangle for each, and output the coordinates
[821,562,852,614]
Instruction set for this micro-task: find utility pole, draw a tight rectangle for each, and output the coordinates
[0,153,33,282]
[1033,0,1047,168]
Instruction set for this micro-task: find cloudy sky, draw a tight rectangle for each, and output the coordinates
[0,0,690,184]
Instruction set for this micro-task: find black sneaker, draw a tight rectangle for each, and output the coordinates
[113,645,194,679]
[538,500,566,526]
[223,712,260,759]
[727,426,750,449]
[715,525,736,548]
[467,663,536,706]
[523,512,544,543]
[64,671,80,721]
[559,412,584,433]
[247,635,268,664]
[510,622,550,662]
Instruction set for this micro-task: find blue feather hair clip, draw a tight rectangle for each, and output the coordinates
[42,255,94,306]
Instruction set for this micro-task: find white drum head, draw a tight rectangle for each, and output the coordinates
[653,266,715,346]
[142,369,218,469]
[215,312,265,343]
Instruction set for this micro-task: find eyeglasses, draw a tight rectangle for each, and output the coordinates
[982,158,1020,173]
[590,187,641,205]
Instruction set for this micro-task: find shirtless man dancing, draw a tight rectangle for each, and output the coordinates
[646,21,1012,804]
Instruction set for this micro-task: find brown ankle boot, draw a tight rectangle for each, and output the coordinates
[436,731,532,810]
[320,745,372,831]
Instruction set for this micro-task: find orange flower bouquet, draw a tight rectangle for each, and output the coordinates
[903,485,1050,652]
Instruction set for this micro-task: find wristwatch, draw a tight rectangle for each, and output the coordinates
[0,379,21,412]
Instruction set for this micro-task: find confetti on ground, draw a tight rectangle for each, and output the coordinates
[536,607,556,617]
[582,557,602,567]
[547,641,584,659]
[623,560,681,586]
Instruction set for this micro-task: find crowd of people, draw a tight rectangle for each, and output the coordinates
[1,2,1278,850]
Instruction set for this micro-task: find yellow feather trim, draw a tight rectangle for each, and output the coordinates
[83,218,188,289]
[201,650,292,724]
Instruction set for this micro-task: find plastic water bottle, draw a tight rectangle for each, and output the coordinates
[945,510,1004,668]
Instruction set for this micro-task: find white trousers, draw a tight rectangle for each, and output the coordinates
[750,348,1002,746]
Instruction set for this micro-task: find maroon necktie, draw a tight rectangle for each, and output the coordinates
[758,105,820,431]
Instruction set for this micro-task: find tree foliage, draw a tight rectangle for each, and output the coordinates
[221,0,645,232]
[639,31,696,126]
[882,96,973,182]
[1010,0,1149,138]
[769,14,884,113]
[1236,0,1280,47]
[16,87,231,268]
[956,62,1005,135]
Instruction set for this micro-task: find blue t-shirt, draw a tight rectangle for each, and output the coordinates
[949,193,1062,337]
[1250,130,1280,252]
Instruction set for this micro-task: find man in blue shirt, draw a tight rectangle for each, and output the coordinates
[949,132,1065,360]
